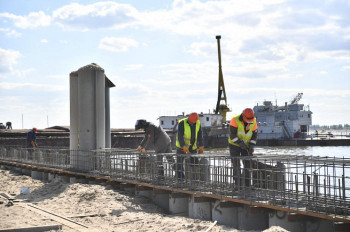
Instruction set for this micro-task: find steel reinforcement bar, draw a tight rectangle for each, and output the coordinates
[0,146,349,222]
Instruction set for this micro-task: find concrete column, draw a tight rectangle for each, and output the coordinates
[42,172,48,181]
[119,183,135,193]
[169,193,189,216]
[152,189,170,212]
[135,186,152,199]
[48,173,55,181]
[57,174,70,183]
[306,218,334,232]
[212,200,239,228]
[31,170,42,180]
[69,72,79,150]
[105,84,111,148]
[189,196,212,220]
[69,63,115,170]
[269,211,305,232]
[238,205,269,230]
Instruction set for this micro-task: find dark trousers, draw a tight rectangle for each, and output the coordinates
[175,148,199,181]
[156,143,174,177]
[229,144,250,187]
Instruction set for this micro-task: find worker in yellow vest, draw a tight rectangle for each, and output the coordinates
[175,112,204,181]
[228,108,258,188]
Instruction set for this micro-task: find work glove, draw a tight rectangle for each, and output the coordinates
[198,146,204,154]
[248,148,254,155]
[35,143,39,148]
[137,145,142,152]
[238,140,246,150]
[31,141,34,145]
[141,148,147,153]
[182,146,190,154]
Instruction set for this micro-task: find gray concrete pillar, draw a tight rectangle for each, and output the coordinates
[31,170,42,180]
[42,172,48,181]
[48,173,55,181]
[105,83,111,148]
[269,211,305,232]
[189,196,212,220]
[69,63,115,170]
[135,186,152,199]
[306,218,334,232]
[169,193,189,216]
[212,200,239,228]
[238,205,269,230]
[152,189,170,212]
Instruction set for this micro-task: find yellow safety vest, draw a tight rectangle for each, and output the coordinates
[176,118,200,150]
[228,114,257,147]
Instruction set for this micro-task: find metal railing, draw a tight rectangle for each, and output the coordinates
[1,146,349,220]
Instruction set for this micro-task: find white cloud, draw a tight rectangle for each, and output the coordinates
[40,39,48,43]
[98,37,138,52]
[0,28,21,37]
[125,64,144,71]
[0,82,67,91]
[0,11,51,29]
[52,2,139,30]
[0,48,21,74]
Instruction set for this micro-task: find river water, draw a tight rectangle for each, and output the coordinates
[211,146,350,159]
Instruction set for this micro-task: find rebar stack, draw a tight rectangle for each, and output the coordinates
[1,146,349,220]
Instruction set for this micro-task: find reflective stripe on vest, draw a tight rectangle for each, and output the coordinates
[176,118,200,150]
[228,114,256,147]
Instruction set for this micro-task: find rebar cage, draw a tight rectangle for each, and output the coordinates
[0,146,349,220]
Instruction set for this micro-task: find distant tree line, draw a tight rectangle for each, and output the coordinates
[310,124,350,130]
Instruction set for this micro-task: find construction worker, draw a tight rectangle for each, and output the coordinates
[135,119,174,178]
[175,112,204,181]
[6,122,12,130]
[26,127,38,159]
[228,108,258,188]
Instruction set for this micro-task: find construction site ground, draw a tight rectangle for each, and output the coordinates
[0,168,288,232]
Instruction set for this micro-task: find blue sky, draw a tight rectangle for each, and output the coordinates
[0,0,349,129]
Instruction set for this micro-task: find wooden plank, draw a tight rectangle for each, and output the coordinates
[21,203,89,231]
[0,224,62,232]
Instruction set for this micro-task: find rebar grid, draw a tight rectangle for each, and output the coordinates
[1,146,349,220]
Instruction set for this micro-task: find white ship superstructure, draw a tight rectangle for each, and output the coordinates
[254,93,312,139]
[158,113,223,130]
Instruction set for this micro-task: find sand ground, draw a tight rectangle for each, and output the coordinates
[0,167,288,232]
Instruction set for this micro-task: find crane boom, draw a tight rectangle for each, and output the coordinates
[214,35,230,122]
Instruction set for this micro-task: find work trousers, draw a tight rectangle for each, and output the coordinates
[175,148,199,181]
[229,144,250,188]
